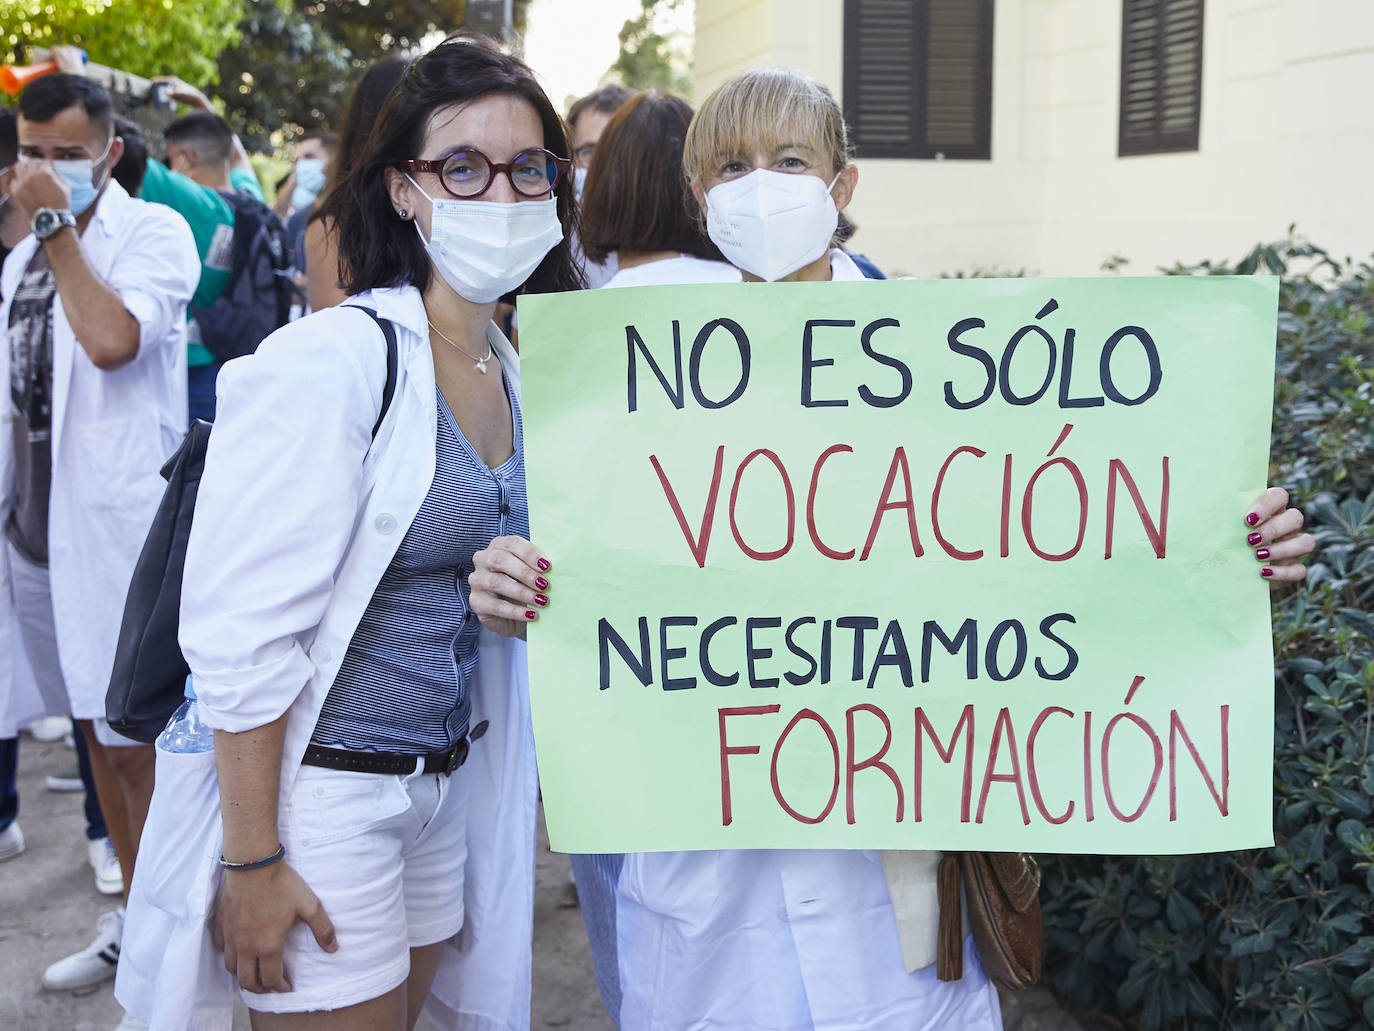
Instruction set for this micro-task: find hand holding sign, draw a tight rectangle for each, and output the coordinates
[1243,486,1312,582]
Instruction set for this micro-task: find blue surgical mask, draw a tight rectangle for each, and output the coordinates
[19,136,113,216]
[292,158,327,210]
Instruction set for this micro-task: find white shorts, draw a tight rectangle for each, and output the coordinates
[242,761,470,1014]
[7,542,139,748]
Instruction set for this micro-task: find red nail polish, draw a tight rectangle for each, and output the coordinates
[537,558,551,572]
[535,576,549,590]
[1247,532,1263,546]
[525,609,538,620]
[1261,567,1274,578]
[1245,512,1260,526]
[1255,548,1270,560]
[534,594,549,607]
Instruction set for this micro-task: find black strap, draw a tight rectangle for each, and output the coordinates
[345,305,399,438]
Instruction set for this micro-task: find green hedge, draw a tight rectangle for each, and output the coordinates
[1040,237,1374,1030]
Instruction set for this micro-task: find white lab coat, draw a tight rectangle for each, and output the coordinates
[0,180,197,726]
[600,255,740,289]
[116,286,537,1031]
[611,252,1003,1031]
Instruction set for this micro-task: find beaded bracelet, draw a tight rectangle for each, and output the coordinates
[219,844,285,872]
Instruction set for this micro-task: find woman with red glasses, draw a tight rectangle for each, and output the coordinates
[121,34,577,1031]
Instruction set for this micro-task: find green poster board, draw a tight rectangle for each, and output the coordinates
[519,276,1277,855]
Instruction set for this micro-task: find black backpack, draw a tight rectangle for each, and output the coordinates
[105,308,398,743]
[190,191,296,363]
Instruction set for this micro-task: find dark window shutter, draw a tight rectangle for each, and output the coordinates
[1118,0,1204,156]
[844,0,994,160]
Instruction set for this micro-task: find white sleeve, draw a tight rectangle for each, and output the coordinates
[109,203,200,358]
[179,307,389,732]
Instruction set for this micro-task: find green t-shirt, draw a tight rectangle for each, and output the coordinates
[139,159,235,367]
[229,167,266,204]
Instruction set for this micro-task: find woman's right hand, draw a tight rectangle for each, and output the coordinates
[212,860,337,992]
[469,535,552,640]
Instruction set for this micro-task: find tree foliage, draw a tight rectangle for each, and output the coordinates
[212,0,353,151]
[0,0,244,86]
[211,0,531,151]
[606,0,692,94]
[1041,234,1374,1030]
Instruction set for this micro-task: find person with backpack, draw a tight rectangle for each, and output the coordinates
[158,111,292,413]
[2,70,199,1021]
[116,34,579,1030]
[152,95,290,418]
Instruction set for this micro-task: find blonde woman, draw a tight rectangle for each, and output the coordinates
[469,68,1314,1030]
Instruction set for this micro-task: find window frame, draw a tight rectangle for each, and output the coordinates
[1117,0,1206,157]
[842,0,995,161]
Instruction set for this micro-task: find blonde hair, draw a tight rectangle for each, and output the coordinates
[683,67,850,188]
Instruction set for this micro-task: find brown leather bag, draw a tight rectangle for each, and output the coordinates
[935,852,1043,991]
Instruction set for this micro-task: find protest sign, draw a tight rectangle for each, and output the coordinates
[518,276,1278,855]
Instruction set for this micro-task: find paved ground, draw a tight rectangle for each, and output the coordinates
[0,730,1091,1030]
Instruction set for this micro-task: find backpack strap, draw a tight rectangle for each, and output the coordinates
[345,305,399,439]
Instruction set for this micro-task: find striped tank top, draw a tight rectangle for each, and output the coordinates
[312,370,528,754]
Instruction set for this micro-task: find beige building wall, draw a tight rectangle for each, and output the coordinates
[692,0,1374,278]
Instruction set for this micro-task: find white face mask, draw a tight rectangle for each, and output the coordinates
[705,168,841,282]
[407,174,564,304]
[572,166,588,203]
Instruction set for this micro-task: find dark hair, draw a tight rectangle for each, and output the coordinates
[164,111,233,166]
[0,107,16,167]
[297,129,339,153]
[111,116,147,196]
[18,73,113,138]
[835,210,855,246]
[579,91,722,265]
[567,84,635,130]
[311,55,410,227]
[323,33,581,297]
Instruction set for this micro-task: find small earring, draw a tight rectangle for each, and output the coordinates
[398,208,409,219]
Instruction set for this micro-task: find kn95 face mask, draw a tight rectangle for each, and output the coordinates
[705,168,841,282]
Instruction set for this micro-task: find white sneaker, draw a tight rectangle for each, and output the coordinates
[114,1013,149,1030]
[24,715,72,742]
[41,908,122,990]
[45,766,84,792]
[88,837,123,895]
[0,821,24,861]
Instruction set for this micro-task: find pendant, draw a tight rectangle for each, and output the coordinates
[475,359,488,375]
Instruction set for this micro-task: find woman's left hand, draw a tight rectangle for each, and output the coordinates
[1244,487,1314,585]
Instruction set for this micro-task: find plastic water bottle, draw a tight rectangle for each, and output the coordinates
[157,675,215,753]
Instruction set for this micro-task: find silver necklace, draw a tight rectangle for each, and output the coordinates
[427,320,493,375]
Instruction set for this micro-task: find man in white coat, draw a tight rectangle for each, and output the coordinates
[0,72,198,1009]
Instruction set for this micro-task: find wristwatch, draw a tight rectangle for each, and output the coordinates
[31,207,77,241]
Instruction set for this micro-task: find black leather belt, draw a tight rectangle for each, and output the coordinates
[304,719,489,777]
